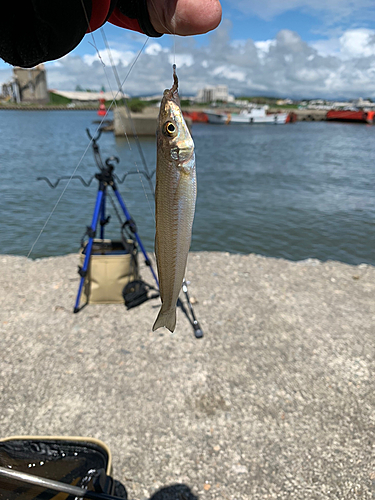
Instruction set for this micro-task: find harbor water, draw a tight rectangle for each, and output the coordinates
[1,110,375,265]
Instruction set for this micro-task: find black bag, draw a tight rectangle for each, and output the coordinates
[122,280,159,309]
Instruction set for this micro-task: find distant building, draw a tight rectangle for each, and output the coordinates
[276,99,293,105]
[49,90,126,104]
[2,65,48,103]
[142,94,163,102]
[352,97,375,109]
[195,85,234,103]
[307,98,375,110]
[331,101,351,108]
[2,80,20,102]
[235,99,250,107]
[307,101,332,110]
[17,65,48,103]
[309,99,326,106]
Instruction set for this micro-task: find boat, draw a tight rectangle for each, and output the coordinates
[326,109,375,123]
[231,108,289,124]
[182,110,209,123]
[205,106,289,125]
[204,110,228,124]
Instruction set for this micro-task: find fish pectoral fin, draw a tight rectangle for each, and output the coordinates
[152,307,177,333]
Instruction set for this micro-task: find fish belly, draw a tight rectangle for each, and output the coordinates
[153,156,196,332]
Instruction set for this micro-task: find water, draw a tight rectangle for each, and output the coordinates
[1,110,375,265]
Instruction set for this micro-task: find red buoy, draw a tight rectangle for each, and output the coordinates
[98,93,106,116]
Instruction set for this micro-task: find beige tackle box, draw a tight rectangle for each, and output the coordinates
[80,239,138,304]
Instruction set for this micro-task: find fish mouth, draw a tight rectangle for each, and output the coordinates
[160,66,180,110]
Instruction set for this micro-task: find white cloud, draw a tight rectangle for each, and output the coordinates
[339,29,375,58]
[212,66,246,82]
[167,54,194,67]
[311,28,375,61]
[145,43,163,56]
[6,23,375,100]
[255,40,276,58]
[83,48,134,66]
[311,38,341,57]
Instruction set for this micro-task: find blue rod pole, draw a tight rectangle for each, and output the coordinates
[113,188,159,288]
[100,189,106,239]
[74,189,104,312]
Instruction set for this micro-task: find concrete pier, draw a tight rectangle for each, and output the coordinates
[289,108,327,121]
[267,108,327,121]
[1,252,374,499]
[114,106,193,136]
[114,106,159,136]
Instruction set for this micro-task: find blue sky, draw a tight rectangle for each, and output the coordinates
[67,1,361,58]
[221,2,322,42]
[2,1,375,98]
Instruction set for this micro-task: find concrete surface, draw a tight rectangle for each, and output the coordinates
[114,107,159,137]
[114,108,192,136]
[268,108,327,121]
[0,252,374,499]
[292,109,327,121]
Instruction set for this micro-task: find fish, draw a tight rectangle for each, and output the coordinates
[153,65,197,332]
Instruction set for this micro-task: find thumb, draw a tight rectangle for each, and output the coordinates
[147,0,222,36]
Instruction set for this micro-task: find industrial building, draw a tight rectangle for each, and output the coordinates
[2,65,48,103]
[195,85,234,103]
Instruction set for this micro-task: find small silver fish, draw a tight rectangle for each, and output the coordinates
[153,66,196,332]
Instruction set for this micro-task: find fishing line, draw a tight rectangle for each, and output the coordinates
[148,0,177,63]
[173,5,176,66]
[27,10,149,258]
[100,28,153,183]
[100,28,155,220]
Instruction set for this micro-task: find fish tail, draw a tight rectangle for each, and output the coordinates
[152,307,177,332]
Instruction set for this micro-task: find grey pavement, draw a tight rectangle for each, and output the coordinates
[0,252,374,499]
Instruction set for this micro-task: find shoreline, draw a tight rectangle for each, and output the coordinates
[3,249,373,270]
[0,105,327,121]
[1,251,374,499]
[0,104,102,111]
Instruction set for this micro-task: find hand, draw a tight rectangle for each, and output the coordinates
[147,0,222,36]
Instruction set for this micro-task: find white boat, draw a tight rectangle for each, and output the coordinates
[204,110,228,124]
[205,107,289,125]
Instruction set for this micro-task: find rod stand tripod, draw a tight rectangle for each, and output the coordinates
[74,133,158,314]
[72,128,203,338]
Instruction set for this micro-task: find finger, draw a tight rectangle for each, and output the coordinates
[148,0,222,36]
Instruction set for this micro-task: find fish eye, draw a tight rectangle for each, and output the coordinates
[165,122,176,135]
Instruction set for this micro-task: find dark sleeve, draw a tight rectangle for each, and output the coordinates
[0,0,161,69]
[0,0,94,68]
[111,0,162,37]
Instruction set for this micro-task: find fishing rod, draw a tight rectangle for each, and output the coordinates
[37,129,155,189]
[100,30,153,189]
[73,129,159,311]
[0,466,124,500]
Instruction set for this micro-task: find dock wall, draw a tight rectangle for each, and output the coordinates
[114,107,159,136]
[113,107,192,136]
[284,109,327,121]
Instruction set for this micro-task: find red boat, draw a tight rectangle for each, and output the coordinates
[326,109,375,123]
[182,110,209,123]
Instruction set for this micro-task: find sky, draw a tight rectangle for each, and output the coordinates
[2,0,375,99]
